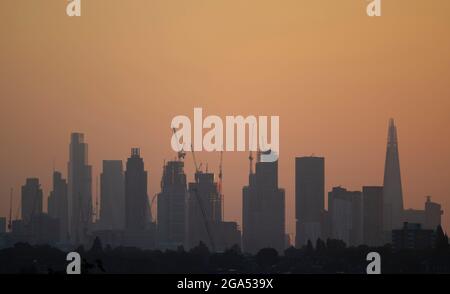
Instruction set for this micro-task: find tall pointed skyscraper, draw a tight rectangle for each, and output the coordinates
[382,119,404,234]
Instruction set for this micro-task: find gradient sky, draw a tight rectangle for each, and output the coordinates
[1,0,450,239]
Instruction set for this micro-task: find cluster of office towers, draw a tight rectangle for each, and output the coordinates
[0,119,444,252]
[295,119,443,249]
[4,133,241,251]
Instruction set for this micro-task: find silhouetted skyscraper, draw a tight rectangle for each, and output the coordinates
[48,171,68,242]
[187,171,223,250]
[402,196,443,231]
[328,187,363,246]
[21,178,43,224]
[125,148,151,231]
[362,186,384,246]
[68,133,92,245]
[424,196,443,230]
[243,156,285,254]
[403,208,425,224]
[295,157,324,247]
[157,160,188,249]
[0,217,6,234]
[383,119,404,233]
[100,160,125,230]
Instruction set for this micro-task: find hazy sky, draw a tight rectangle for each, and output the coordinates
[1,0,450,238]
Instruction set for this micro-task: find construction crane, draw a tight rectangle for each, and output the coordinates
[218,150,224,221]
[8,188,13,231]
[190,143,200,173]
[172,128,186,161]
[191,186,216,252]
[93,175,99,222]
[14,197,20,222]
[148,193,158,223]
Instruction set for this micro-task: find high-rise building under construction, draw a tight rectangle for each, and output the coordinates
[157,160,188,249]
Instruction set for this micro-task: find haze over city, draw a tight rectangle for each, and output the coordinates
[1,0,450,239]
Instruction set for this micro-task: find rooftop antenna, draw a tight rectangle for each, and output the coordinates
[190,143,200,173]
[8,188,13,232]
[94,175,99,222]
[218,150,224,221]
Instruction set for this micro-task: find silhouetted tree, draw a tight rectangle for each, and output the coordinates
[82,258,95,274]
[90,236,103,255]
[3,238,450,274]
[316,238,326,252]
[284,246,298,258]
[104,244,112,252]
[228,244,242,255]
[326,238,346,250]
[74,245,85,255]
[256,248,279,270]
[306,240,314,253]
[190,241,210,256]
[95,259,106,273]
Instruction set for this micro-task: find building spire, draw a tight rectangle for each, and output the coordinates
[383,119,404,234]
[387,118,398,145]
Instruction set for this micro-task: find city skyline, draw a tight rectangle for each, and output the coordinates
[0,118,446,245]
[1,1,450,238]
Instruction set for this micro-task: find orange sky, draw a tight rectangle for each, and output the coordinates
[1,0,450,239]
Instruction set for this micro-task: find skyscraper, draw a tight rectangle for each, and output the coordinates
[100,160,125,230]
[48,171,68,242]
[362,186,384,246]
[157,160,188,249]
[382,119,404,234]
[125,148,151,231]
[424,196,443,230]
[402,196,443,231]
[328,187,363,246]
[21,178,43,224]
[187,171,222,250]
[122,148,156,249]
[68,133,92,245]
[0,217,6,234]
[295,157,325,247]
[242,156,285,254]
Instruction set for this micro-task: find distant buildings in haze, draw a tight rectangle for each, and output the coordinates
[0,119,445,252]
[243,155,285,254]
